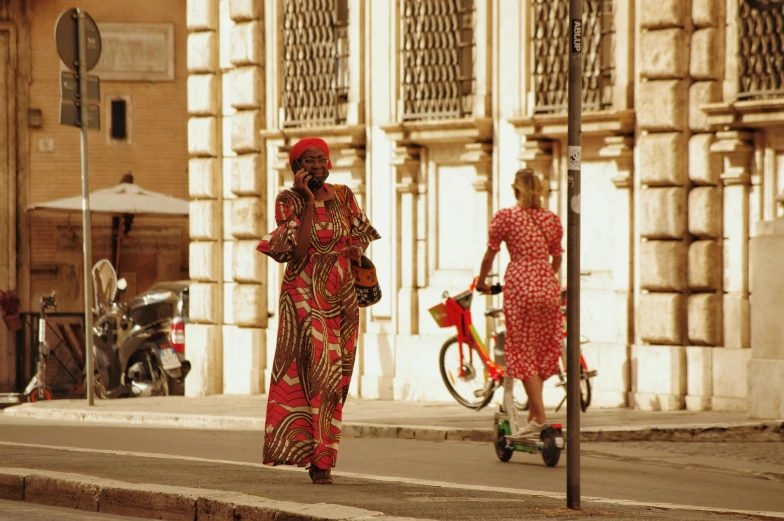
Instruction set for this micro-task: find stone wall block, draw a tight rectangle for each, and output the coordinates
[229,67,262,110]
[639,132,686,186]
[640,29,689,79]
[690,81,722,132]
[231,154,263,196]
[189,158,220,199]
[689,186,721,238]
[233,240,267,283]
[640,0,688,29]
[689,240,721,291]
[693,0,720,27]
[233,284,267,327]
[187,0,219,30]
[190,200,219,241]
[188,117,219,157]
[639,293,686,345]
[689,134,721,185]
[187,74,218,116]
[640,187,687,239]
[231,21,263,66]
[686,346,713,411]
[188,283,220,324]
[640,240,688,291]
[187,32,219,73]
[190,242,219,282]
[688,293,720,346]
[638,80,688,132]
[229,0,262,21]
[231,110,262,153]
[184,324,223,396]
[231,197,265,239]
[691,28,720,80]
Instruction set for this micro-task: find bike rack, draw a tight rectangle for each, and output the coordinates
[14,312,85,395]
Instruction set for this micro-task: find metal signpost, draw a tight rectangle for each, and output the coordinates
[566,0,583,510]
[54,8,102,406]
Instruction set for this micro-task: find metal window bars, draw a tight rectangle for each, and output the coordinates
[532,0,614,114]
[737,0,784,100]
[400,0,476,121]
[281,0,350,128]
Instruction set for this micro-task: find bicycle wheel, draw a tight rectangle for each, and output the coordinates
[580,367,592,412]
[439,336,495,410]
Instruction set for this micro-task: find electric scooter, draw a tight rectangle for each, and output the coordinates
[493,376,564,467]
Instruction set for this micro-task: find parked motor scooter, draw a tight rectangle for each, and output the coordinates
[88,259,191,399]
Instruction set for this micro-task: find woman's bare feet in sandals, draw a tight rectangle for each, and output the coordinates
[308,466,333,484]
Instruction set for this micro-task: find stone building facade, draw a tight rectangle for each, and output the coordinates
[0,0,190,392]
[184,0,784,415]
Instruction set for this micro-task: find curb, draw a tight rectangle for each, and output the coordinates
[5,404,784,443]
[0,467,429,521]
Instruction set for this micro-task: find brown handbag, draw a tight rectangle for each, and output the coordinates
[335,186,382,308]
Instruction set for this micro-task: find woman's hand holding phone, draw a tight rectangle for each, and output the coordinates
[292,161,314,202]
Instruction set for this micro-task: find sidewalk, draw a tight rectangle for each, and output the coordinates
[4,395,783,442]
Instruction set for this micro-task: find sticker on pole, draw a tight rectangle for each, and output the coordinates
[570,194,581,215]
[568,146,582,170]
[572,19,582,53]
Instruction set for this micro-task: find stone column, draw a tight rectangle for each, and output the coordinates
[709,130,753,410]
[684,0,726,410]
[633,1,691,410]
[599,136,635,407]
[748,217,784,419]
[392,145,422,336]
[186,0,223,396]
[463,143,493,334]
[225,0,267,395]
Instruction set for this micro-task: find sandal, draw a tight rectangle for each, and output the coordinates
[308,466,333,485]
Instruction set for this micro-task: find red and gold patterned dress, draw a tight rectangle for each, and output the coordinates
[257,184,380,469]
[487,207,563,381]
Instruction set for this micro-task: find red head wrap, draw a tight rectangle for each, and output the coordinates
[288,137,332,170]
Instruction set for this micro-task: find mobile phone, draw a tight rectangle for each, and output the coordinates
[292,159,304,172]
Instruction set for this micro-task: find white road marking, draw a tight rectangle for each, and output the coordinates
[0,440,781,519]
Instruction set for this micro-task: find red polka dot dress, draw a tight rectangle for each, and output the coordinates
[488,207,564,381]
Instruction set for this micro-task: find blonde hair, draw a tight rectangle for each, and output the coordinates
[512,169,545,209]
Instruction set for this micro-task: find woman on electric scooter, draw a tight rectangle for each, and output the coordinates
[475,169,563,436]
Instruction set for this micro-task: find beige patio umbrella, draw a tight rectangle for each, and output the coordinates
[27,182,189,271]
[27,182,189,215]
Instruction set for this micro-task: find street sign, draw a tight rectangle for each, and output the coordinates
[54,8,101,406]
[60,71,100,102]
[60,100,100,130]
[54,8,102,72]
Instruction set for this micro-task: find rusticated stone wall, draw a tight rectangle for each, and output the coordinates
[635,0,745,412]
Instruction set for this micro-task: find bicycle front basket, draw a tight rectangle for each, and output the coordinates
[428,302,453,328]
[453,290,473,311]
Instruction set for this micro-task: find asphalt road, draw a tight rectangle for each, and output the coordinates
[0,417,781,521]
[0,499,150,520]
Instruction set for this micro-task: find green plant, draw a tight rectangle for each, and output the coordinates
[0,289,20,316]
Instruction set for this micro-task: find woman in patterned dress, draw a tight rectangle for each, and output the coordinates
[475,169,563,435]
[257,137,381,484]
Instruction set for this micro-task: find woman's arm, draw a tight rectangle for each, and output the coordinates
[475,248,497,293]
[552,254,562,274]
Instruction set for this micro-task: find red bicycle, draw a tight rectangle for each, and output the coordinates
[429,276,596,412]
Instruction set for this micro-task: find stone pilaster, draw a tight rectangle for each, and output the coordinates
[226,0,266,395]
[186,0,223,397]
[633,1,693,411]
[392,145,422,336]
